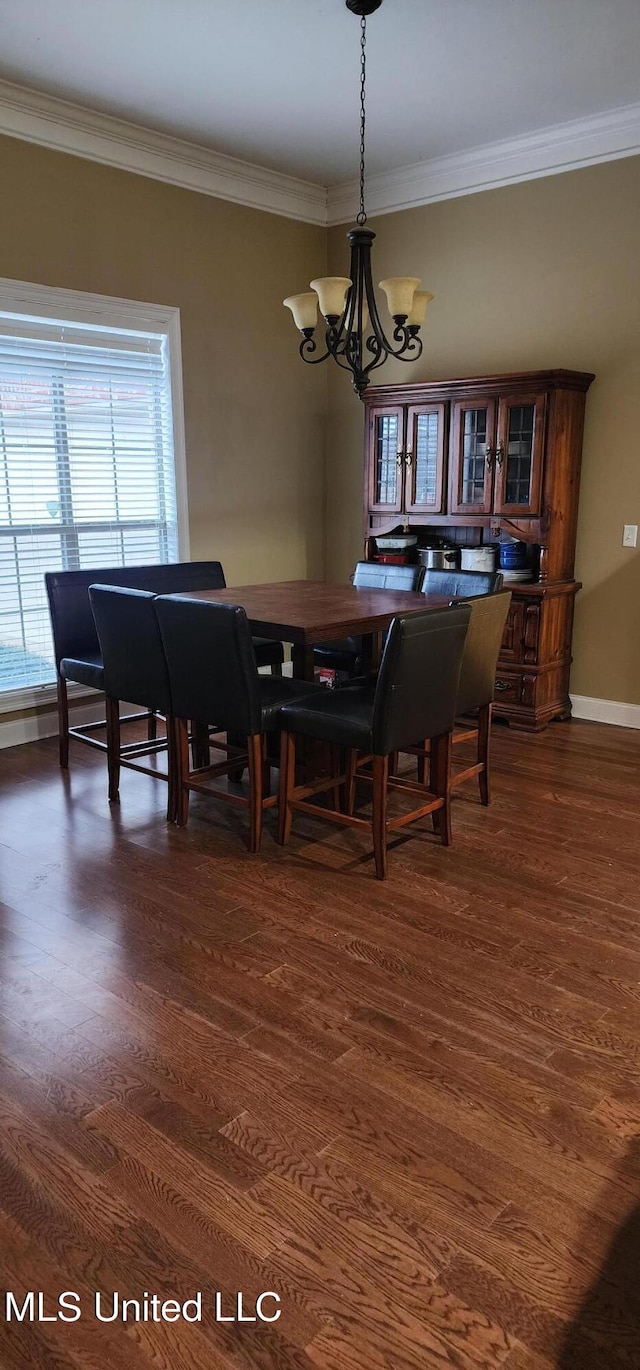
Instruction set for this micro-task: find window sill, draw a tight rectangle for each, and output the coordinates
[0,680,98,717]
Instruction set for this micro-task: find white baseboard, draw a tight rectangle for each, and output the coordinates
[0,669,294,750]
[0,699,107,750]
[570,694,640,729]
[3,684,637,749]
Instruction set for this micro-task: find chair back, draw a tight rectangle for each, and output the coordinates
[371,604,471,755]
[352,561,425,591]
[155,596,262,735]
[89,585,172,714]
[456,590,512,714]
[45,561,226,668]
[422,568,503,598]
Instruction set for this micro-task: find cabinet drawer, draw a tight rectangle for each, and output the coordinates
[494,671,523,705]
[494,670,538,710]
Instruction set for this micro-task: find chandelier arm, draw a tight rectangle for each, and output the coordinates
[348,234,362,338]
[364,333,384,359]
[349,235,368,379]
[326,339,363,376]
[386,329,425,362]
[360,235,394,357]
[362,337,390,380]
[332,288,356,353]
[299,335,331,365]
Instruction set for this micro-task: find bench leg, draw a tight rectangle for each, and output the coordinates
[105,697,121,803]
[247,734,263,854]
[57,675,69,768]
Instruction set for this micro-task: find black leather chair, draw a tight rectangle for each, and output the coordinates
[45,560,284,768]
[89,586,175,814]
[421,568,504,598]
[410,590,512,804]
[312,561,425,678]
[154,596,323,851]
[278,603,471,879]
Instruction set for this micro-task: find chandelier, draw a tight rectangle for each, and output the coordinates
[283,0,433,398]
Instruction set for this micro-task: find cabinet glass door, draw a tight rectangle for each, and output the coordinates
[449,400,496,515]
[367,405,404,512]
[493,392,545,515]
[405,404,446,514]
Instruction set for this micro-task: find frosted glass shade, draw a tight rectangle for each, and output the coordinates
[408,289,434,328]
[283,292,318,332]
[379,276,421,319]
[310,277,352,319]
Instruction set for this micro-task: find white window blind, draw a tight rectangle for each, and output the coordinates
[0,312,180,695]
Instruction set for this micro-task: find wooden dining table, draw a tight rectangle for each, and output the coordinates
[183,578,451,679]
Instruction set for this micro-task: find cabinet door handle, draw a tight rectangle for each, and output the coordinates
[495,442,505,469]
[485,445,495,468]
[396,451,404,468]
[495,678,510,692]
[405,449,413,470]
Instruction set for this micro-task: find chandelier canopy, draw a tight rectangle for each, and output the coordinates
[284,0,433,398]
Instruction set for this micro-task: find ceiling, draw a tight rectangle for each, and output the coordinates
[0,0,639,188]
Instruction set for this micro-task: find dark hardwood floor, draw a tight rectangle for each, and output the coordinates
[1,718,640,1368]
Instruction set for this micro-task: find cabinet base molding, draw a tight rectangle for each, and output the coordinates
[569,694,640,730]
[495,702,572,733]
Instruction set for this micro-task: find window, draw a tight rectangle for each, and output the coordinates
[0,280,188,703]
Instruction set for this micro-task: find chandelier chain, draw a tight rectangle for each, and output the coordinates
[357,15,367,226]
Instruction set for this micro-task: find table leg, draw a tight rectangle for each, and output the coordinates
[290,642,329,785]
[361,630,382,675]
[360,633,374,675]
[291,644,315,682]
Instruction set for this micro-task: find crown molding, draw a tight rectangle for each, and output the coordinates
[327,101,640,225]
[0,77,639,230]
[0,78,327,226]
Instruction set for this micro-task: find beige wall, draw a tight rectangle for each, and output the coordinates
[1,132,639,715]
[0,132,327,588]
[327,157,640,706]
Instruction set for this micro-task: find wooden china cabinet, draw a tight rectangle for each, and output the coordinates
[363,369,594,731]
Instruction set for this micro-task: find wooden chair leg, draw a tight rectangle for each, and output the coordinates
[57,675,69,768]
[327,745,342,811]
[416,743,428,787]
[175,717,191,827]
[478,702,492,806]
[262,734,271,798]
[166,714,178,822]
[147,710,157,741]
[247,734,263,854]
[278,730,296,845]
[191,719,210,769]
[105,697,121,803]
[389,751,399,777]
[431,731,452,847]
[227,730,246,783]
[372,753,389,880]
[271,661,283,678]
[345,748,358,816]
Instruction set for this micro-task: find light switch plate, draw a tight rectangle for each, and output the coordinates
[623,524,638,547]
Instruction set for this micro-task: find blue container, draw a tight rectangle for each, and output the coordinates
[500,541,527,569]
